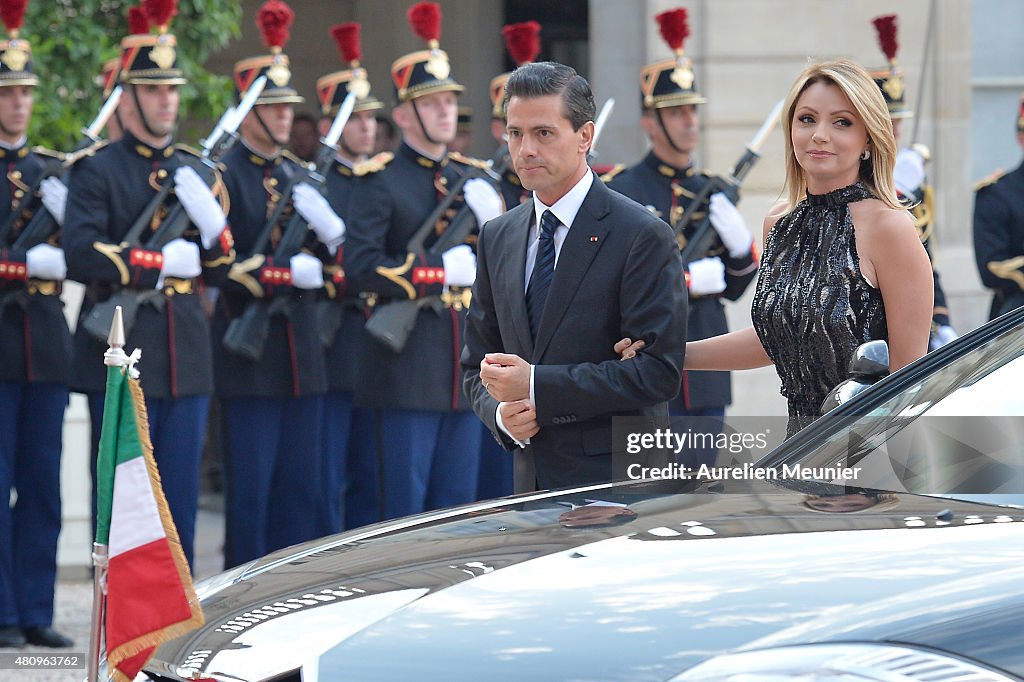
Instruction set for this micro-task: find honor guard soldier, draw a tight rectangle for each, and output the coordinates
[488,21,541,210]
[604,8,757,468]
[214,0,346,567]
[973,94,1024,320]
[870,14,956,349]
[63,0,235,568]
[346,2,504,521]
[96,4,152,144]
[0,0,75,649]
[313,21,384,532]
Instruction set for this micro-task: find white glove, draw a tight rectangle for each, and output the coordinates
[174,166,226,249]
[25,243,67,280]
[159,238,202,285]
[441,244,477,287]
[894,147,926,197]
[463,177,504,226]
[39,177,67,226]
[709,193,752,258]
[929,324,958,351]
[289,252,325,290]
[687,257,726,296]
[293,183,345,251]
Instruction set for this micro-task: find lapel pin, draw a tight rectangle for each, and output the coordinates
[590,236,599,243]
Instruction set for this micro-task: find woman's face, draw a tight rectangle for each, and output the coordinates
[791,80,869,193]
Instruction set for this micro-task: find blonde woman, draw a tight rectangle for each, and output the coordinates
[685,59,933,436]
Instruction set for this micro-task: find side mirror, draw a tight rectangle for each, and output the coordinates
[819,341,890,414]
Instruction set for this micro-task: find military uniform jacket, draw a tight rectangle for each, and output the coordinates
[64,132,234,398]
[212,142,328,399]
[973,161,1024,319]
[0,143,72,384]
[345,142,484,412]
[899,173,951,328]
[606,152,758,410]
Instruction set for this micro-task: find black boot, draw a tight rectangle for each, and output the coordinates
[0,626,26,648]
[23,626,74,648]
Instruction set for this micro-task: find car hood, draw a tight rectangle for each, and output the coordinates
[146,480,1024,681]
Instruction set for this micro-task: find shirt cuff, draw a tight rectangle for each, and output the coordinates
[495,402,529,448]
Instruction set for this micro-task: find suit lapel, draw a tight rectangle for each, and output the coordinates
[533,179,612,359]
[505,208,534,355]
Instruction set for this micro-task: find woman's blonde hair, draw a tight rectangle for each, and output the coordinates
[780,58,901,212]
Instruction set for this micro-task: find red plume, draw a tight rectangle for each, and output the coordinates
[142,0,177,30]
[257,0,294,50]
[872,14,899,62]
[502,21,541,66]
[655,8,689,53]
[0,0,28,33]
[330,23,361,64]
[407,2,441,43]
[127,6,150,35]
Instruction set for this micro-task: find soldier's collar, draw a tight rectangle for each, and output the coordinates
[124,131,175,159]
[644,151,695,180]
[0,136,29,159]
[398,141,444,170]
[240,138,283,167]
[334,155,358,176]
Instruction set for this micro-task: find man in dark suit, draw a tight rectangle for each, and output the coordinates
[462,61,687,493]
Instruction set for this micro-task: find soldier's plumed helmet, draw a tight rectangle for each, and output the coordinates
[869,14,912,119]
[317,22,383,117]
[0,0,38,87]
[641,8,706,110]
[391,2,464,103]
[491,21,541,120]
[119,0,186,85]
[234,0,303,105]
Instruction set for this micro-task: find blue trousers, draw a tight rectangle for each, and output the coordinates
[476,425,514,500]
[319,391,376,535]
[670,406,726,469]
[223,396,324,568]
[343,409,381,530]
[377,409,481,521]
[88,392,207,568]
[0,382,68,628]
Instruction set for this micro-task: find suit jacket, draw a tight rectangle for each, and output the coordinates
[462,175,687,492]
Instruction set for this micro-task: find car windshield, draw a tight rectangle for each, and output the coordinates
[776,318,1024,506]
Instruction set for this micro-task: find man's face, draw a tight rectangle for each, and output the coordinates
[289,117,319,160]
[242,102,294,149]
[506,93,593,205]
[341,109,378,157]
[642,104,699,158]
[396,90,458,146]
[128,83,179,138]
[0,85,34,139]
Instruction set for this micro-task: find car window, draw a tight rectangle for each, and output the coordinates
[790,321,1024,498]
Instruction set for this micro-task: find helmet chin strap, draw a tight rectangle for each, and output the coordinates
[655,108,686,156]
[255,108,287,149]
[411,99,444,148]
[130,85,169,142]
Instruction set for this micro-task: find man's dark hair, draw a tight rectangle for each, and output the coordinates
[292,111,317,128]
[504,61,596,131]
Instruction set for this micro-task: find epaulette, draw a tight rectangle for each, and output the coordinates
[353,152,394,176]
[910,143,931,163]
[32,146,65,162]
[447,151,491,171]
[281,149,314,170]
[598,164,626,183]
[974,169,1005,192]
[174,143,203,158]
[62,139,111,167]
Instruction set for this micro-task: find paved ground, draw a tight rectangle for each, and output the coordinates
[0,507,225,682]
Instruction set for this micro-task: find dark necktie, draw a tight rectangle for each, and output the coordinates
[526,209,559,338]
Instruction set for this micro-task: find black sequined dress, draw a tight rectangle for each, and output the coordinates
[751,182,888,436]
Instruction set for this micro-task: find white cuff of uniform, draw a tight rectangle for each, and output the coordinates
[495,403,529,448]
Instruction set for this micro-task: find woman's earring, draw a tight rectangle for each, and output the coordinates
[860,149,871,161]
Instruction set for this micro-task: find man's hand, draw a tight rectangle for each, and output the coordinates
[442,244,477,287]
[499,399,539,442]
[480,352,530,402]
[463,177,504,226]
[613,337,646,360]
[293,183,345,250]
[687,257,727,296]
[39,177,67,226]
[894,147,926,196]
[174,166,226,249]
[709,192,752,258]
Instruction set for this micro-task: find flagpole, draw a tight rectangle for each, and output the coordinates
[88,306,128,682]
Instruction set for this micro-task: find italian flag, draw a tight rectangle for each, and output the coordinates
[95,364,203,682]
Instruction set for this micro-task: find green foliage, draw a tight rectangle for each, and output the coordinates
[23,0,242,150]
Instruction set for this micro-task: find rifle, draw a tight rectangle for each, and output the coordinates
[222,92,357,361]
[0,86,124,250]
[677,99,783,268]
[81,77,267,342]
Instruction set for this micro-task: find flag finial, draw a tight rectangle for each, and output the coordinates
[104,306,128,367]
